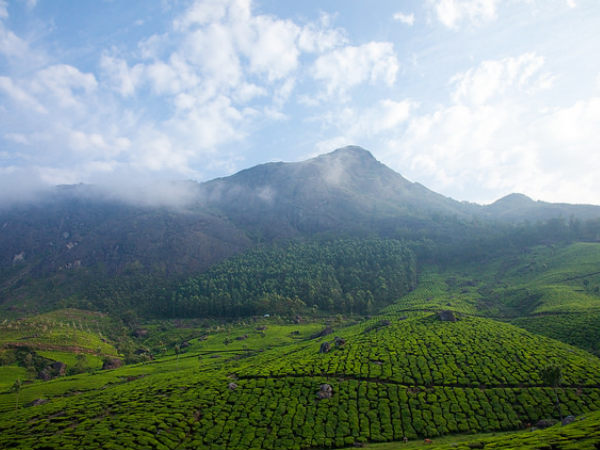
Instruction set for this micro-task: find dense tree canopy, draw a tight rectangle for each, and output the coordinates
[160,239,416,317]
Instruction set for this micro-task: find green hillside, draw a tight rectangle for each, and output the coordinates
[1,240,600,449]
[1,310,600,450]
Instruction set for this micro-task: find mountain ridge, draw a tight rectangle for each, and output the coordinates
[1,145,599,314]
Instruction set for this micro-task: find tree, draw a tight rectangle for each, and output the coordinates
[11,378,22,410]
[541,365,563,420]
[74,353,86,373]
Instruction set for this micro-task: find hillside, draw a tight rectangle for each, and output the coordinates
[1,148,600,449]
[1,146,600,316]
[1,310,600,449]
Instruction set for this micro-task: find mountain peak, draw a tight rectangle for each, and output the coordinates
[320,145,376,161]
[491,193,535,208]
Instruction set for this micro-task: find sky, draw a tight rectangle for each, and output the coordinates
[0,0,599,206]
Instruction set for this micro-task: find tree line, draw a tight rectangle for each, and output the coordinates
[156,239,416,318]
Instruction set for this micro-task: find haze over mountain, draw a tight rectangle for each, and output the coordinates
[1,146,599,313]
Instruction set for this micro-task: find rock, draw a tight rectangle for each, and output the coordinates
[235,334,248,341]
[293,315,302,324]
[535,419,558,429]
[133,329,148,338]
[438,310,458,322]
[27,398,48,407]
[102,358,123,370]
[334,336,346,347]
[311,326,333,339]
[50,361,67,376]
[228,382,238,390]
[256,326,267,331]
[38,369,51,381]
[319,342,331,353]
[180,341,190,348]
[38,361,67,380]
[562,415,576,426]
[317,384,333,399]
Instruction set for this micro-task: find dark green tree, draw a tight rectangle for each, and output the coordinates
[11,378,22,410]
[541,365,563,420]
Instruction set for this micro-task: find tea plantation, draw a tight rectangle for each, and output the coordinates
[1,242,600,449]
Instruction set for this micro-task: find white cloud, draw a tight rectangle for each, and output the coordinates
[173,0,229,30]
[100,54,143,97]
[451,53,552,105]
[0,20,29,58]
[429,0,500,29]
[566,0,576,8]
[393,12,415,26]
[0,76,47,113]
[0,0,7,19]
[298,13,347,53]
[381,53,600,204]
[32,64,97,109]
[312,42,399,96]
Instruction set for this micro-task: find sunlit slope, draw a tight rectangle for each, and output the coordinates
[234,315,600,387]
[0,309,121,356]
[2,314,600,450]
[404,408,600,450]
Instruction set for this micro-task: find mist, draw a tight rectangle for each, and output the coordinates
[0,168,203,211]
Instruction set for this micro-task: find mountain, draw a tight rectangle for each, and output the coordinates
[483,192,600,221]
[197,146,469,239]
[1,146,599,314]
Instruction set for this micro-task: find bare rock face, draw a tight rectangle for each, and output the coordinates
[102,358,123,370]
[317,384,333,399]
[228,382,238,390]
[319,342,331,353]
[438,310,458,322]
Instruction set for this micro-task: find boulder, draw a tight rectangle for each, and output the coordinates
[562,415,576,426]
[102,358,123,370]
[235,334,248,341]
[38,361,67,380]
[334,336,346,347]
[228,382,238,390]
[27,398,48,407]
[319,342,331,353]
[317,384,333,399]
[535,419,558,429]
[50,361,67,376]
[438,310,458,322]
[133,329,148,338]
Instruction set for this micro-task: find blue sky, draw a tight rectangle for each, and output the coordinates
[1,0,599,205]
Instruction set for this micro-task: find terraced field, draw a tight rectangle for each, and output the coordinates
[1,242,600,449]
[1,310,600,450]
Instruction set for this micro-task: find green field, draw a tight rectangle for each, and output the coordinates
[1,242,600,449]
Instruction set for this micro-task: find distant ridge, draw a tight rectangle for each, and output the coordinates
[1,145,600,312]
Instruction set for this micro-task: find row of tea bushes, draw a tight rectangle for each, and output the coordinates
[236,315,600,388]
[1,369,599,450]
